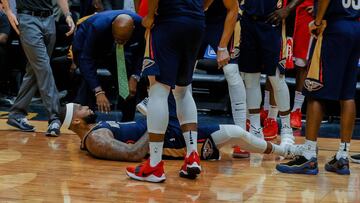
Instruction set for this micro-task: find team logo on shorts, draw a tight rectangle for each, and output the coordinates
[304,78,324,92]
[231,47,240,59]
[142,58,155,72]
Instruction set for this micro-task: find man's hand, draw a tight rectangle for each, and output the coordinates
[267,8,290,25]
[128,76,138,98]
[96,93,111,113]
[217,48,230,68]
[142,15,155,29]
[5,9,19,35]
[309,20,322,38]
[65,15,75,36]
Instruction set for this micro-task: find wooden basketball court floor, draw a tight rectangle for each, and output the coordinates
[0,119,360,202]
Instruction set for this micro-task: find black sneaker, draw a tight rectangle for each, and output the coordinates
[46,120,61,137]
[276,155,319,175]
[7,117,35,132]
[325,156,350,175]
[350,154,360,164]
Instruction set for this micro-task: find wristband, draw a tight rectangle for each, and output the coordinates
[131,74,141,82]
[64,12,72,17]
[314,21,322,27]
[217,47,228,51]
[95,91,105,97]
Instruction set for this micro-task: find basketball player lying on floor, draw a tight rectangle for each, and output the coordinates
[60,95,296,163]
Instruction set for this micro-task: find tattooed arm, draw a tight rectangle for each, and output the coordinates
[85,129,149,162]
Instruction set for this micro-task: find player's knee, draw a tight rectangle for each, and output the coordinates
[149,82,170,99]
[220,125,244,139]
[173,85,189,100]
[223,64,241,86]
[243,73,260,89]
[268,75,286,92]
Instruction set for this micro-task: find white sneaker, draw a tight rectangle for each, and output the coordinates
[136,97,149,116]
[250,125,264,140]
[280,127,295,146]
[283,144,304,159]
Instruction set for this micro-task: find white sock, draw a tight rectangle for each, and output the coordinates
[292,91,305,112]
[280,114,291,129]
[183,131,198,157]
[271,143,285,155]
[249,113,261,130]
[268,105,278,119]
[336,142,350,160]
[303,139,317,160]
[149,142,164,167]
[263,90,270,111]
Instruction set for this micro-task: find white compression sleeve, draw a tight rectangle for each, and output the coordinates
[223,64,247,129]
[268,69,290,112]
[172,85,198,125]
[147,83,170,134]
[242,73,262,110]
[211,125,267,153]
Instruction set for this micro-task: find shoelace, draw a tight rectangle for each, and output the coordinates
[142,97,149,106]
[285,144,304,158]
[22,118,31,125]
[49,122,60,130]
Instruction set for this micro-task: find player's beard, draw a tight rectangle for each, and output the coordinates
[83,113,98,124]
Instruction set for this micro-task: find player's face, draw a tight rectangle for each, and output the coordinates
[74,104,93,118]
[73,104,97,124]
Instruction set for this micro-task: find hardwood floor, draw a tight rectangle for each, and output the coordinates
[0,119,360,202]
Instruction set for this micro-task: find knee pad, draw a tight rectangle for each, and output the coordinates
[173,85,197,125]
[210,125,242,147]
[223,64,241,86]
[147,83,170,134]
[242,73,261,109]
[268,71,290,111]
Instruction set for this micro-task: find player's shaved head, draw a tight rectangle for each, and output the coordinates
[112,14,135,45]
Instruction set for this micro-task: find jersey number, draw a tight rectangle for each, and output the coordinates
[342,0,360,10]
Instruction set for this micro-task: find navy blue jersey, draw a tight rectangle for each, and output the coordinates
[205,0,227,24]
[242,0,280,17]
[156,0,205,22]
[324,0,360,20]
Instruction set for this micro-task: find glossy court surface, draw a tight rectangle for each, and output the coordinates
[0,119,360,202]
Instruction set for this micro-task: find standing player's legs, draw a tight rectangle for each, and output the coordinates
[223,63,247,130]
[223,22,247,130]
[126,22,180,183]
[262,79,279,141]
[258,22,294,146]
[277,20,360,175]
[242,72,263,139]
[291,5,313,129]
[174,20,205,178]
[238,18,264,139]
[202,23,247,130]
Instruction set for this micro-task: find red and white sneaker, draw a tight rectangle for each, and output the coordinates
[232,146,250,158]
[290,109,302,129]
[126,159,166,183]
[260,108,269,125]
[263,118,278,141]
[179,151,202,179]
